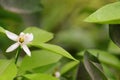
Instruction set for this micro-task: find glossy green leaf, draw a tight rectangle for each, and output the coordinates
[109,24,120,49]
[31,43,78,61]
[78,49,120,69]
[24,73,58,80]
[19,50,62,74]
[61,61,79,75]
[76,62,91,80]
[33,63,59,74]
[24,27,53,44]
[103,64,117,80]
[85,2,120,24]
[0,27,5,33]
[108,41,120,54]
[0,59,17,80]
[84,51,108,80]
[0,0,42,13]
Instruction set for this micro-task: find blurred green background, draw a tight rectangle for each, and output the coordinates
[0,0,116,55]
[0,0,120,80]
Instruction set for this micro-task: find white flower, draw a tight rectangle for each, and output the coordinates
[54,71,60,78]
[5,30,33,56]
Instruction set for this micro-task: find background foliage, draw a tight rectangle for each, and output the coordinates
[0,0,120,80]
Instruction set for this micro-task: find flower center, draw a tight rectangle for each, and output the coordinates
[19,37,24,43]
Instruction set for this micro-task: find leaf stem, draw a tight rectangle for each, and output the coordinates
[15,46,21,64]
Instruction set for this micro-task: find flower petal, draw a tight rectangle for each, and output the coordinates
[6,43,19,52]
[5,30,18,41]
[25,33,33,42]
[24,33,33,44]
[19,32,25,36]
[22,44,31,56]
[28,33,33,42]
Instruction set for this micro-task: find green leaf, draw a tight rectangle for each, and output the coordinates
[109,24,120,49]
[76,62,91,80]
[0,27,5,33]
[103,64,117,80]
[0,0,42,13]
[31,43,78,61]
[78,49,120,69]
[32,63,59,74]
[85,2,120,24]
[108,41,120,54]
[24,73,58,80]
[61,61,79,75]
[0,59,17,80]
[19,50,62,74]
[23,27,53,44]
[84,51,108,80]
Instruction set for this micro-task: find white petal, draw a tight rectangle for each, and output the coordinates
[22,45,31,56]
[24,33,33,44]
[20,32,25,36]
[6,43,19,52]
[26,33,33,42]
[5,30,18,41]
[28,33,33,42]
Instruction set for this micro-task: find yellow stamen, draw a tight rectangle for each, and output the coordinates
[19,37,24,43]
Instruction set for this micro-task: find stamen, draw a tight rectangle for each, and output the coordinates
[19,37,24,43]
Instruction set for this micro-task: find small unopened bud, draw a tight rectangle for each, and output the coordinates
[54,71,60,78]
